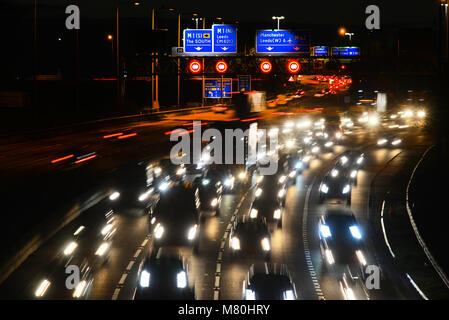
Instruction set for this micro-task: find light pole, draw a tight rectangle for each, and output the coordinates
[107,34,114,77]
[272,16,284,30]
[192,14,203,29]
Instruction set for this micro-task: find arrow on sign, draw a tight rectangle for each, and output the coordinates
[195,47,203,51]
[267,47,274,51]
[221,47,229,51]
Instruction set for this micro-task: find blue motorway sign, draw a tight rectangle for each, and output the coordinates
[331,47,360,57]
[213,25,237,53]
[312,46,329,56]
[238,75,251,92]
[183,29,213,53]
[205,78,232,98]
[256,30,310,54]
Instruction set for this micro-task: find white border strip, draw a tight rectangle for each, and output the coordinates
[380,200,395,258]
[406,145,449,290]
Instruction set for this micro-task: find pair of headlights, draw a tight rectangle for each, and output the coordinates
[231,237,271,252]
[139,270,187,289]
[154,224,198,241]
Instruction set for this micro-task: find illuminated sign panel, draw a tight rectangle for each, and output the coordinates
[256,30,310,54]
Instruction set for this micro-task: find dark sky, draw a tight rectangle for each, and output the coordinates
[1,0,438,26]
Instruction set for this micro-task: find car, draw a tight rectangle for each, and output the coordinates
[324,123,343,142]
[194,175,223,217]
[334,151,365,186]
[377,136,403,148]
[149,183,201,254]
[34,257,94,300]
[279,153,304,185]
[152,158,187,190]
[319,170,352,205]
[242,263,297,300]
[134,249,195,300]
[202,165,235,193]
[229,216,272,261]
[255,173,287,206]
[318,209,367,280]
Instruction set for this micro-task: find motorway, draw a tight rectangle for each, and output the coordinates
[0,82,436,300]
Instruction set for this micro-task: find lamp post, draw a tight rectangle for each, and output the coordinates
[272,16,284,30]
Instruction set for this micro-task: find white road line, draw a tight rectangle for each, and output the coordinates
[111,288,121,300]
[118,274,128,285]
[133,249,142,258]
[214,276,220,287]
[213,290,220,300]
[406,273,429,300]
[216,263,221,273]
[380,200,396,258]
[302,177,325,300]
[126,261,135,271]
[405,145,449,290]
[141,239,149,247]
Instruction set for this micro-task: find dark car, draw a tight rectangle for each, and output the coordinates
[33,257,93,300]
[229,216,272,260]
[334,151,365,186]
[152,158,187,190]
[255,173,287,206]
[242,263,297,300]
[134,249,195,300]
[318,209,367,280]
[194,175,222,216]
[149,183,201,253]
[251,189,284,228]
[319,170,352,205]
[202,165,235,193]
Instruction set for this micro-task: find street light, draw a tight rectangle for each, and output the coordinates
[339,27,354,41]
[272,16,285,30]
[339,27,346,36]
[192,16,203,29]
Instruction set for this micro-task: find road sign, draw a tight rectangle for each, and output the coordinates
[238,75,251,92]
[204,78,232,98]
[215,61,228,73]
[312,46,328,56]
[189,60,202,73]
[213,25,237,53]
[331,47,360,57]
[260,60,272,73]
[256,30,310,55]
[183,29,213,53]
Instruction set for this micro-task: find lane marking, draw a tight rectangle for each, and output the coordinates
[214,189,250,300]
[111,288,121,300]
[405,145,449,290]
[118,274,128,285]
[302,177,325,300]
[126,261,135,271]
[133,249,142,258]
[406,273,429,300]
[380,200,395,258]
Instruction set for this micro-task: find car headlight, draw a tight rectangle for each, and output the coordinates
[140,270,150,287]
[335,132,342,139]
[35,279,51,297]
[377,138,388,145]
[138,189,153,202]
[261,237,271,251]
[325,249,335,264]
[95,242,110,256]
[63,241,78,256]
[202,179,210,186]
[350,170,357,178]
[331,169,339,177]
[255,188,263,197]
[295,161,303,169]
[250,208,258,219]
[187,224,198,240]
[177,271,187,288]
[325,141,333,148]
[211,198,218,207]
[101,224,113,236]
[350,225,362,239]
[279,175,287,183]
[312,146,320,153]
[238,172,247,180]
[154,167,162,175]
[73,280,88,298]
[342,184,350,194]
[283,289,295,300]
[154,224,164,239]
[245,289,256,300]
[391,138,402,145]
[320,224,332,238]
[231,237,240,250]
[356,156,363,165]
[278,189,286,198]
[109,191,120,201]
[159,182,169,191]
[417,110,426,118]
[224,178,232,187]
[256,175,264,183]
[320,184,329,194]
[177,168,186,175]
[356,250,367,266]
[273,209,281,220]
[340,156,348,164]
[289,170,296,178]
